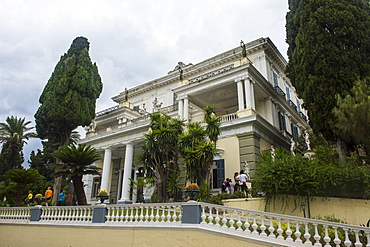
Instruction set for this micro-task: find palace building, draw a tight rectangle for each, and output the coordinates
[79,37,310,204]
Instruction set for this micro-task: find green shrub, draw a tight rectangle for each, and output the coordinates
[254,147,370,200]
[206,191,247,205]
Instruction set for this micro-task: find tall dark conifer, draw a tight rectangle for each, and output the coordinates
[286,0,370,156]
[34,37,103,202]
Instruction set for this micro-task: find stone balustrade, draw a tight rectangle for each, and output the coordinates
[1,202,369,246]
[0,207,30,223]
[39,206,93,224]
[198,203,370,247]
[105,203,183,226]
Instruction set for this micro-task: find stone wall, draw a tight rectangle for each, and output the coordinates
[0,225,269,247]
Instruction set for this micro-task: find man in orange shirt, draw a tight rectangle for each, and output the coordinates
[44,187,53,206]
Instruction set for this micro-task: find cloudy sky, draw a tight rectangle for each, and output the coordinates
[0,0,289,167]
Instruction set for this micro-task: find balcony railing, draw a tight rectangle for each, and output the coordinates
[288,100,297,111]
[1,202,369,246]
[274,86,286,98]
[96,106,119,117]
[93,111,238,136]
[94,115,150,135]
[299,112,308,122]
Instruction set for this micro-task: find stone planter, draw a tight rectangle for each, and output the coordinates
[97,195,109,203]
[183,190,200,201]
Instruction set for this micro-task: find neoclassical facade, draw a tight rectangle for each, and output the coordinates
[79,37,310,204]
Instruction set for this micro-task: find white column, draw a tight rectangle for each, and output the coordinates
[184,96,189,123]
[82,174,94,205]
[244,78,251,109]
[100,148,112,192]
[266,97,274,124]
[236,79,244,111]
[250,79,255,110]
[178,99,184,119]
[120,143,134,202]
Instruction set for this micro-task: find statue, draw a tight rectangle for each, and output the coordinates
[270,145,276,160]
[153,97,163,112]
[179,68,183,81]
[290,138,296,156]
[240,40,247,58]
[243,161,250,179]
[85,119,97,133]
[124,88,128,101]
[305,130,311,150]
[86,119,96,132]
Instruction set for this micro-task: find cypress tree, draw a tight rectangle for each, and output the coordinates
[286,0,370,156]
[35,36,102,146]
[34,36,103,202]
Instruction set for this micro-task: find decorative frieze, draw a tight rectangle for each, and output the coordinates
[189,64,234,84]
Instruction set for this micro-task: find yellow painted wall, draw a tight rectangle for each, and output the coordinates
[217,136,240,179]
[260,138,271,151]
[0,225,269,247]
[223,196,370,226]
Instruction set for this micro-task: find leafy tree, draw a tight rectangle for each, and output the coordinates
[138,113,184,202]
[29,146,56,182]
[52,144,101,205]
[4,168,44,206]
[286,0,370,157]
[34,36,103,203]
[0,116,37,176]
[333,78,370,158]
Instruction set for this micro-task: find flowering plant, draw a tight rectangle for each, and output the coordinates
[98,190,109,196]
[185,183,200,191]
[34,194,43,198]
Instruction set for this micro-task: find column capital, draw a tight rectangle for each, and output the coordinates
[176,94,186,101]
[121,141,134,146]
[235,76,247,83]
[101,146,112,151]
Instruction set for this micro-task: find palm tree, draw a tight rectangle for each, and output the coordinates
[179,122,206,183]
[138,113,184,202]
[52,144,101,205]
[203,105,221,143]
[0,116,37,175]
[5,168,44,206]
[179,105,221,197]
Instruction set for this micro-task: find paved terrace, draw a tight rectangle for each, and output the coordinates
[1,202,369,247]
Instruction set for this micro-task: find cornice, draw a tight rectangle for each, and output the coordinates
[111,37,286,103]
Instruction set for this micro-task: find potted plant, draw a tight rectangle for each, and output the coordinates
[97,190,109,203]
[183,183,200,201]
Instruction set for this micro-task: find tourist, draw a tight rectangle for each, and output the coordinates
[25,191,33,206]
[234,172,239,191]
[222,179,229,193]
[57,190,66,206]
[227,178,235,194]
[237,170,248,197]
[44,187,53,206]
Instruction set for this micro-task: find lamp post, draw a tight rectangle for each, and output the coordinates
[300,202,306,218]
[135,167,144,203]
